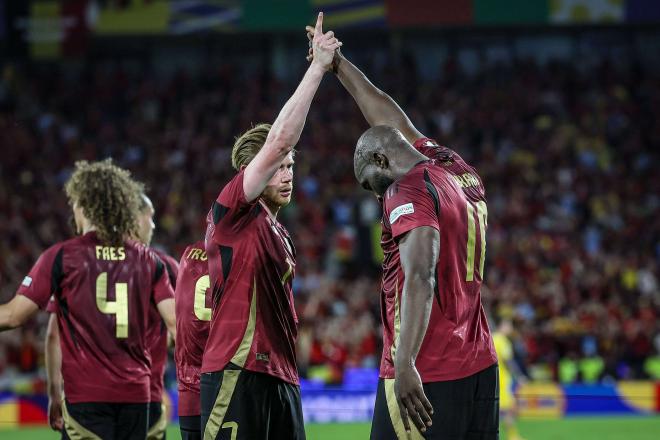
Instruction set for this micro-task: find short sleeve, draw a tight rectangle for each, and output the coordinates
[383,170,440,241]
[152,256,175,305]
[413,137,456,162]
[46,296,58,313]
[413,137,441,157]
[16,244,64,310]
[208,170,259,237]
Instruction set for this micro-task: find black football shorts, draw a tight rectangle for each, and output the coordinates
[61,399,149,440]
[370,363,499,440]
[200,363,306,440]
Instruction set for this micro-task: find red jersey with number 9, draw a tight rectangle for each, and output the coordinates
[379,138,497,382]
[174,240,211,416]
[16,231,174,403]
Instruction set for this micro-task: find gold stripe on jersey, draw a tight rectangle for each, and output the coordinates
[146,402,167,440]
[203,369,241,440]
[281,260,293,285]
[229,278,257,368]
[62,399,102,440]
[384,379,424,440]
[390,279,401,361]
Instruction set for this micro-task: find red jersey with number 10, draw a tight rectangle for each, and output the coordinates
[16,232,174,403]
[174,240,211,416]
[379,138,497,382]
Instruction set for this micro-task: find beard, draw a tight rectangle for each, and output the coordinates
[372,174,395,196]
[262,186,292,210]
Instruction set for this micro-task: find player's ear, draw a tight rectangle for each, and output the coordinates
[240,164,247,171]
[373,152,389,169]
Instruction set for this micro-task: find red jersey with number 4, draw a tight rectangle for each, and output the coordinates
[147,248,179,403]
[16,232,174,403]
[379,138,497,382]
[203,170,299,385]
[174,241,211,416]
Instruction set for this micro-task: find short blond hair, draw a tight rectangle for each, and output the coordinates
[231,123,272,170]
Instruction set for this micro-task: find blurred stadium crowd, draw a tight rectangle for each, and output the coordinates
[0,43,658,386]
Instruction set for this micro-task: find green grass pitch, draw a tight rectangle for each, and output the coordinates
[1,417,659,439]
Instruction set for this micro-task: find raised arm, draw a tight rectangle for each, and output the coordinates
[45,314,64,431]
[395,226,438,434]
[243,12,341,202]
[305,28,423,144]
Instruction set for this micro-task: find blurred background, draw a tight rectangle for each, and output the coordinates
[0,0,659,437]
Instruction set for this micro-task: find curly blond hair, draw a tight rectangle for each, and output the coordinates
[64,159,144,246]
[231,123,272,170]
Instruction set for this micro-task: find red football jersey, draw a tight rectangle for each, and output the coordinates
[147,248,179,403]
[16,232,174,403]
[203,170,299,385]
[174,241,211,416]
[378,138,497,382]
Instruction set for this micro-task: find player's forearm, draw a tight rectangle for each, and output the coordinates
[0,303,22,331]
[45,322,63,398]
[336,55,417,136]
[157,298,177,340]
[270,63,325,149]
[395,276,434,369]
[0,296,38,331]
[243,63,326,201]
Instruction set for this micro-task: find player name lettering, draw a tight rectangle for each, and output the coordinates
[95,246,126,261]
[453,173,479,189]
[186,247,208,261]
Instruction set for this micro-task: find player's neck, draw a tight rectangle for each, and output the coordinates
[80,217,97,235]
[82,225,97,235]
[398,149,429,176]
[260,199,280,220]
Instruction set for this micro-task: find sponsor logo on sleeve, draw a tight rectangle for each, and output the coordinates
[389,203,415,224]
[22,276,33,287]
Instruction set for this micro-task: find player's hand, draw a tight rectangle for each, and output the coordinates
[394,365,434,434]
[308,12,342,71]
[48,395,64,431]
[305,22,342,69]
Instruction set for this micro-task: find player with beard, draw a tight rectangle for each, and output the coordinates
[200,12,340,440]
[306,28,499,439]
[0,160,176,440]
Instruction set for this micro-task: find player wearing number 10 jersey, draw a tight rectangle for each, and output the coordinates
[174,241,211,440]
[0,160,176,440]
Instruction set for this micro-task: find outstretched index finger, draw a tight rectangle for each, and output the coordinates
[315,12,323,34]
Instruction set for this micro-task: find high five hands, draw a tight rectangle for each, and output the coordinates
[306,12,342,70]
[309,12,342,71]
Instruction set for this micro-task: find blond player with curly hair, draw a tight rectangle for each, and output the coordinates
[0,159,176,440]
